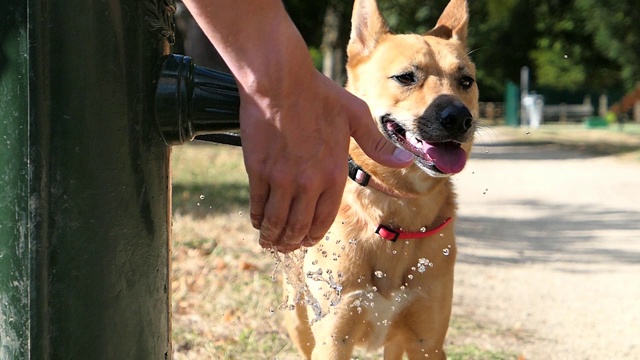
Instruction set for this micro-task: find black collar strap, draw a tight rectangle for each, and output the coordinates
[348,157,371,187]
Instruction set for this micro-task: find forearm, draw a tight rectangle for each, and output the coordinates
[182,0,315,95]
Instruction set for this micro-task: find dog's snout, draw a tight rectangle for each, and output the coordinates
[439,104,473,135]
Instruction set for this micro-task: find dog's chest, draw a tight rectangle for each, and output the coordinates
[342,287,417,350]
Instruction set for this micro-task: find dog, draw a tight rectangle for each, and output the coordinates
[283,0,478,358]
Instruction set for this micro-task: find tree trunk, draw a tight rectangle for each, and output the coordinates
[321,1,349,85]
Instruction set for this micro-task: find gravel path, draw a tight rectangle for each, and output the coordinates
[451,131,640,359]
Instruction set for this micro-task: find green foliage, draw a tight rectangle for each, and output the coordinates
[285,0,639,101]
[530,40,586,91]
[576,0,640,90]
[378,0,449,34]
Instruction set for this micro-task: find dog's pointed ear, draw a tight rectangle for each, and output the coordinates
[427,0,469,44]
[348,0,389,60]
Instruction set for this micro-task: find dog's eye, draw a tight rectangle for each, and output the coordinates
[392,72,417,86]
[459,76,475,90]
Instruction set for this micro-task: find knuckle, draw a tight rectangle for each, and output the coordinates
[262,215,287,234]
[250,192,267,208]
[285,221,311,238]
[269,172,293,190]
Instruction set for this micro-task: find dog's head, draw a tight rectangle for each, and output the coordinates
[346,0,478,178]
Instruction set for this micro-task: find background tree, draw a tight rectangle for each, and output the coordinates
[283,0,638,102]
[576,0,640,91]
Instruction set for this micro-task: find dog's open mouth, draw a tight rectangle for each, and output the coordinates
[383,118,467,174]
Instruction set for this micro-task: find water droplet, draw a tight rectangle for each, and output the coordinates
[374,271,384,278]
[563,54,568,59]
[199,194,205,200]
[443,248,450,256]
[372,286,378,292]
[392,250,397,255]
[525,131,531,135]
[238,211,243,216]
[407,274,414,280]
[417,258,429,273]
[439,233,444,237]
[395,296,402,302]
[196,202,201,207]
[420,226,427,232]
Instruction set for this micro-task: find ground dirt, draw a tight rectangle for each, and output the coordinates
[450,127,640,359]
[170,125,640,360]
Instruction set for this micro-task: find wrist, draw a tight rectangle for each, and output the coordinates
[183,0,316,97]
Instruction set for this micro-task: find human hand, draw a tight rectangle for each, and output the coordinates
[239,69,414,253]
[182,0,413,252]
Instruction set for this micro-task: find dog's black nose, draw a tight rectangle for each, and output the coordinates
[439,103,473,135]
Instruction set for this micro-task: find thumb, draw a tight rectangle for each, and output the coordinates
[348,96,414,168]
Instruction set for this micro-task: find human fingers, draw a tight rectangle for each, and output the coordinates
[301,183,344,248]
[276,190,317,253]
[345,93,414,167]
[248,179,268,231]
[256,183,293,250]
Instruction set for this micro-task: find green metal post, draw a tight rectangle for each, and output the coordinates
[1,0,174,358]
[504,80,520,127]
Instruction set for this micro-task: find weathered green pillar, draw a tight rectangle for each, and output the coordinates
[1,0,174,358]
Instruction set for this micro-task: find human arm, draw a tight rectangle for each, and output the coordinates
[182,0,413,252]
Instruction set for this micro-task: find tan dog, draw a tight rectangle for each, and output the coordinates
[284,0,478,358]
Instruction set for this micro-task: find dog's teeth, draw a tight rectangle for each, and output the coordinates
[407,133,422,147]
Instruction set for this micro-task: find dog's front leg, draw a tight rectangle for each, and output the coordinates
[383,339,405,360]
[309,293,372,360]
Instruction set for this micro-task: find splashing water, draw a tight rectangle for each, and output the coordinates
[271,248,344,323]
[417,258,432,273]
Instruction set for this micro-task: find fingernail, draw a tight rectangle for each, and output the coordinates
[393,147,414,163]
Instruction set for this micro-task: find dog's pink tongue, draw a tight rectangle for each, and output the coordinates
[425,142,467,174]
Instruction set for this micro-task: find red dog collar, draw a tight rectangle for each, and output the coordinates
[375,217,452,242]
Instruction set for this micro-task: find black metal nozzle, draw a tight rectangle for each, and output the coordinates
[154,54,240,145]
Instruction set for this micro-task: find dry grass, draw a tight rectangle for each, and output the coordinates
[171,144,298,359]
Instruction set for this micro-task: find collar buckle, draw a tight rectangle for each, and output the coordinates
[375,224,400,242]
[348,158,371,187]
